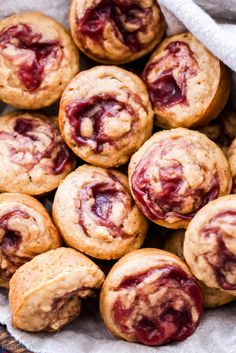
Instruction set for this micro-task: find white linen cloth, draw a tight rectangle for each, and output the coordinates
[0,1,236,352]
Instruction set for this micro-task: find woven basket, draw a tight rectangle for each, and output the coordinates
[0,325,31,353]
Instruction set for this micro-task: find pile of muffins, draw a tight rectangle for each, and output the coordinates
[0,0,236,347]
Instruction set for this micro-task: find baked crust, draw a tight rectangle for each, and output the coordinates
[0,111,76,195]
[164,230,235,308]
[69,0,165,64]
[184,195,236,295]
[100,248,203,346]
[53,164,148,259]
[59,65,153,167]
[143,32,230,128]
[0,12,79,109]
[129,128,232,229]
[0,193,61,288]
[9,247,105,332]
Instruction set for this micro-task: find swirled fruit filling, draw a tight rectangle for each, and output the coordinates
[131,154,219,222]
[201,210,236,290]
[0,210,29,252]
[14,118,37,141]
[12,117,72,175]
[113,265,203,346]
[65,94,133,152]
[78,0,152,51]
[0,23,62,91]
[77,174,132,238]
[144,41,198,108]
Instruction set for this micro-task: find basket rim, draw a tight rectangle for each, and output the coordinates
[0,324,32,353]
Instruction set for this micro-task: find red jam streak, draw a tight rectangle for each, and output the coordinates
[7,117,71,175]
[113,265,203,346]
[0,210,29,258]
[16,118,72,175]
[143,41,198,108]
[0,24,63,91]
[131,140,220,222]
[78,0,152,51]
[0,210,33,282]
[201,210,236,290]
[65,94,134,152]
[77,172,133,238]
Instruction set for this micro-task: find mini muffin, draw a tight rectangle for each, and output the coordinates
[184,195,236,296]
[143,32,230,128]
[198,107,236,152]
[59,66,153,167]
[0,12,79,109]
[69,0,165,64]
[100,248,203,346]
[9,248,105,332]
[227,137,236,193]
[164,230,235,308]
[0,112,75,195]
[0,193,61,288]
[129,128,232,229]
[53,165,148,260]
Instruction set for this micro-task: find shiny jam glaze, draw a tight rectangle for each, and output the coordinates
[0,23,63,91]
[131,138,220,223]
[65,94,135,152]
[143,41,198,108]
[77,0,153,51]
[201,210,236,290]
[113,265,203,345]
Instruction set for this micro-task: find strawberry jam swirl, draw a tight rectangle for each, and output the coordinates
[65,94,140,153]
[143,41,199,108]
[112,265,203,345]
[0,209,35,282]
[77,0,154,52]
[77,171,135,238]
[131,138,220,223]
[0,117,72,175]
[200,211,236,291]
[0,24,63,91]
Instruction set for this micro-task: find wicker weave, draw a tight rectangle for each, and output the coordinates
[0,325,31,353]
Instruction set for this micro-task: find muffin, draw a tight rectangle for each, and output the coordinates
[143,32,230,128]
[53,165,148,260]
[129,128,232,229]
[184,195,236,296]
[0,12,79,109]
[198,107,236,153]
[0,111,76,195]
[100,248,203,346]
[164,230,235,308]
[0,193,61,288]
[59,66,153,167]
[69,0,165,64]
[9,248,105,332]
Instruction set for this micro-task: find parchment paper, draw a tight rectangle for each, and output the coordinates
[0,1,236,352]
